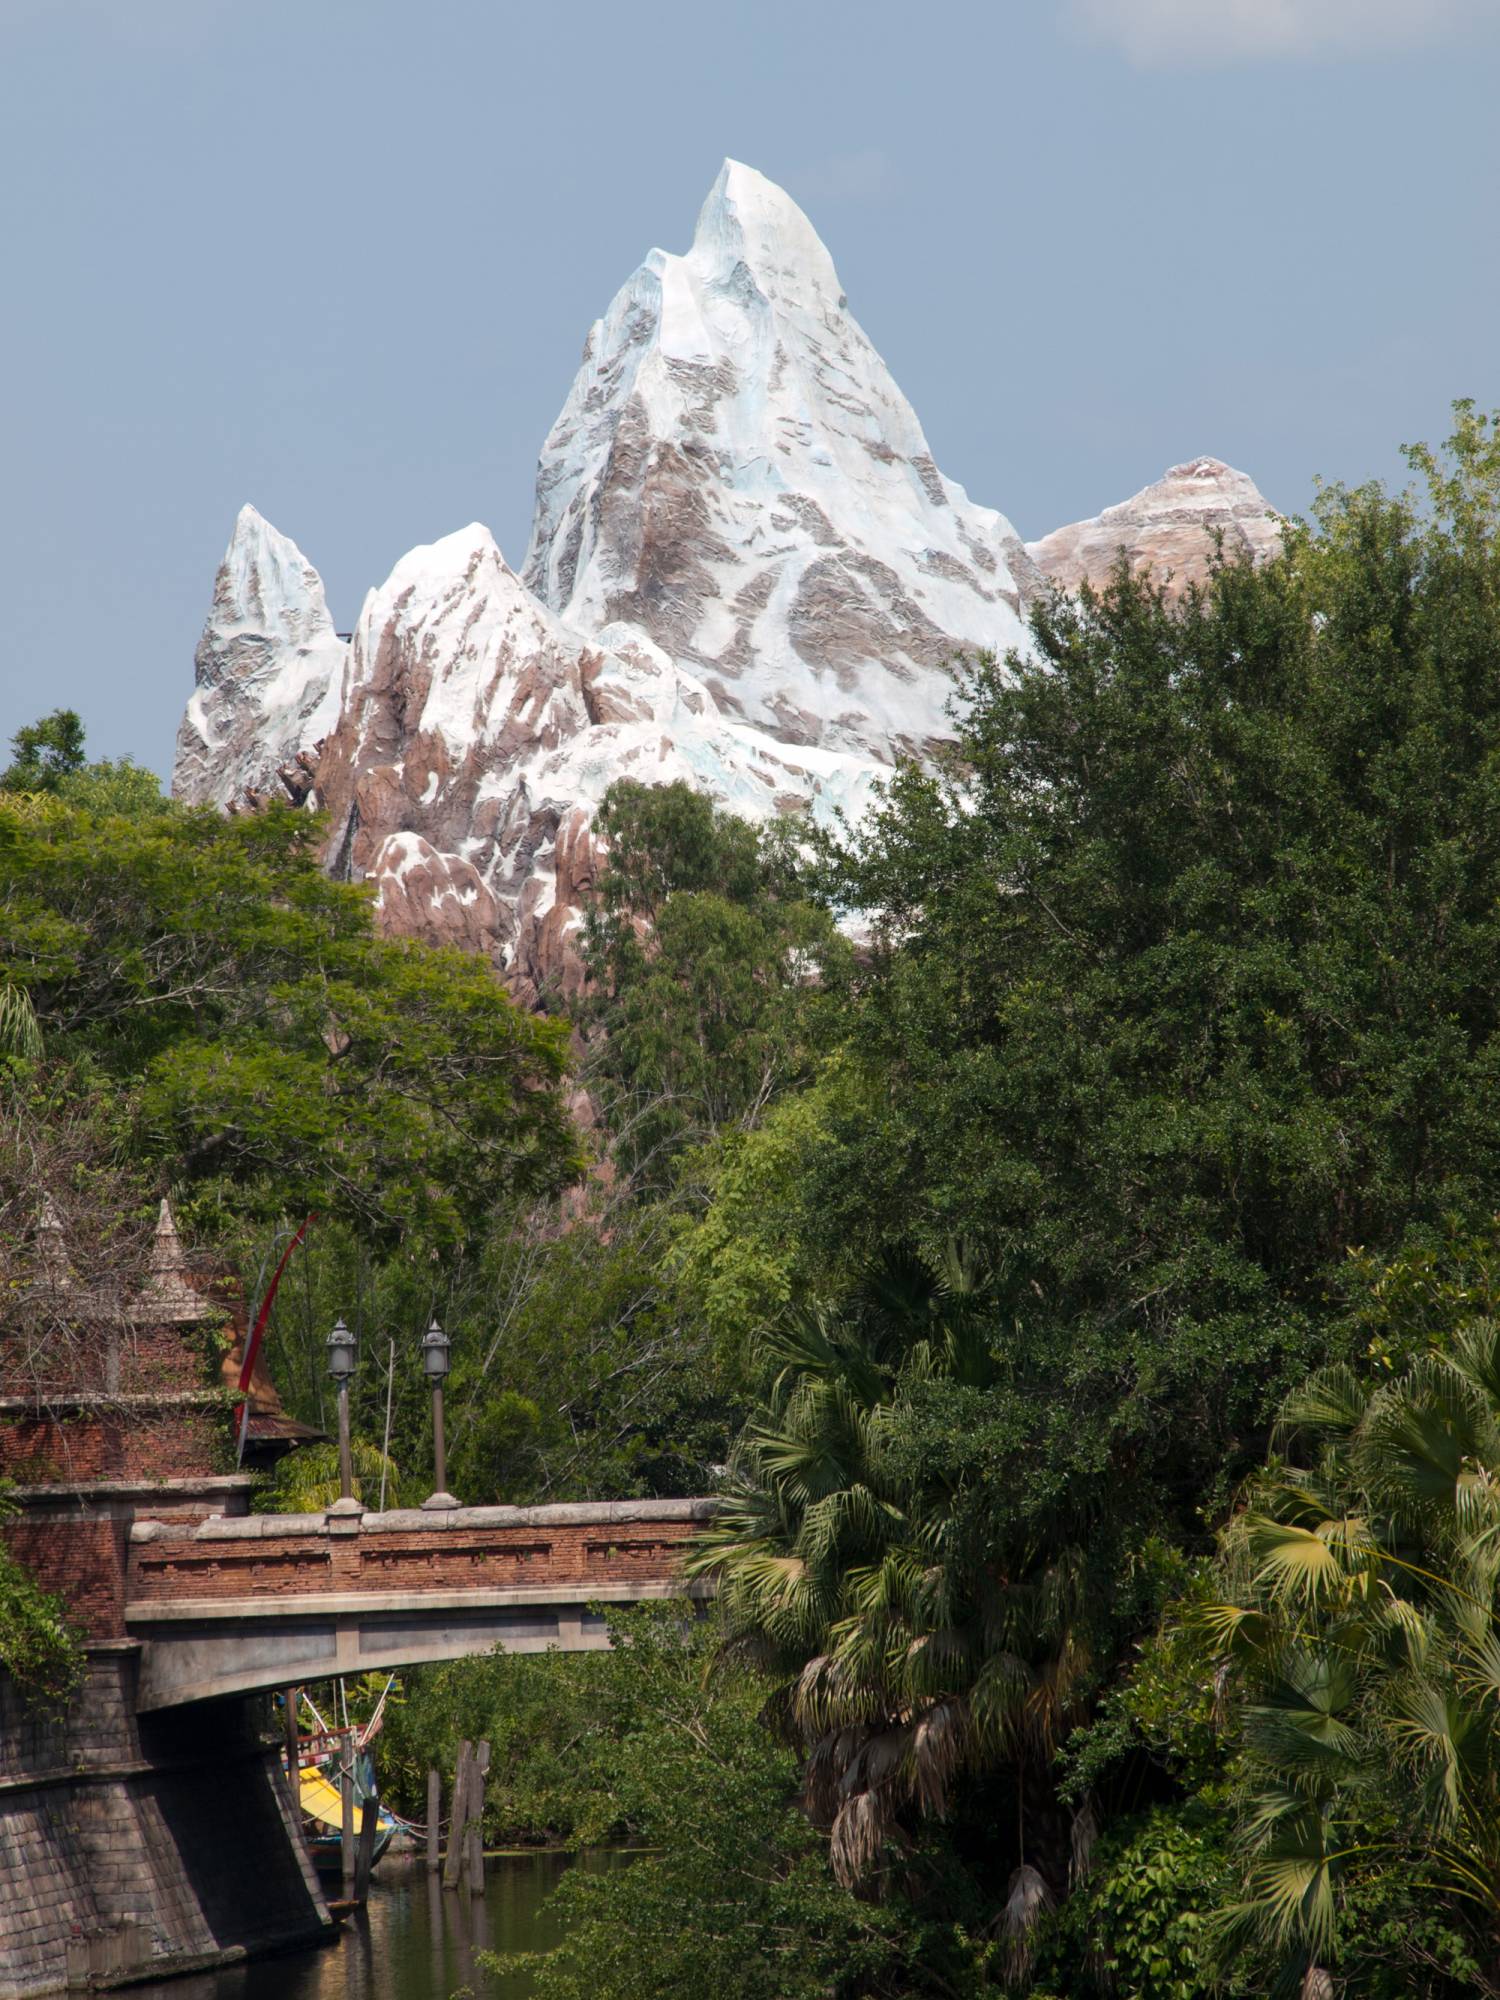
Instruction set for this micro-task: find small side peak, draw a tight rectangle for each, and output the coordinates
[379,523,509,596]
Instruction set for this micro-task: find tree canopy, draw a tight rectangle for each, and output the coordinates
[0,794,578,1241]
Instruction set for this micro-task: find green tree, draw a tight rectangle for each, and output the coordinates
[690,1245,1096,1899]
[583,780,849,1193]
[0,709,86,793]
[244,1184,736,1507]
[0,796,578,1240]
[482,1609,914,2000]
[1203,1321,1500,1991]
[0,711,164,815]
[691,402,1500,1550]
[56,756,163,816]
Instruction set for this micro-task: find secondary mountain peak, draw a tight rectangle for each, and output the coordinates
[1027,457,1281,599]
[173,506,346,808]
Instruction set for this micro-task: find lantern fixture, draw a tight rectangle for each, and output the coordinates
[325,1317,361,1515]
[421,1316,457,1511]
[325,1316,357,1384]
[421,1317,451,1382]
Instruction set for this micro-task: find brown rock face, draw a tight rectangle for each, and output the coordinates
[310,524,597,1002]
[308,524,881,1002]
[1026,458,1281,600]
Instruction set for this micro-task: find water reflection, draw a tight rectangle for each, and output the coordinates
[129,1853,614,2000]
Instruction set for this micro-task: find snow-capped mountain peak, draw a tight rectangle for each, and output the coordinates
[171,162,1274,1002]
[523,161,1037,763]
[173,506,347,807]
[212,503,338,655]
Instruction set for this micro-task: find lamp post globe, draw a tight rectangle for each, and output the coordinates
[421,1317,450,1381]
[421,1318,457,1511]
[325,1318,361,1515]
[326,1317,356,1383]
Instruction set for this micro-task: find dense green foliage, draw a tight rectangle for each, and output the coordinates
[0,710,85,793]
[583,778,849,1193]
[475,1612,919,2000]
[693,1244,1098,1886]
[1,791,577,1239]
[693,417,1500,1516]
[0,736,741,1539]
[1204,1320,1500,1988]
[0,1483,82,1712]
[1,707,163,815]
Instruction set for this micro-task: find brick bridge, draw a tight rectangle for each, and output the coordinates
[125,1496,714,1709]
[0,1200,716,1999]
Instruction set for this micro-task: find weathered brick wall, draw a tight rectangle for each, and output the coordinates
[2,1515,126,1640]
[126,1501,710,1605]
[0,1651,330,2000]
[0,1314,219,1406]
[3,1483,254,1644]
[0,1407,227,1487]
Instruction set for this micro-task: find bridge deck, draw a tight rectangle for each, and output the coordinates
[125,1498,715,1708]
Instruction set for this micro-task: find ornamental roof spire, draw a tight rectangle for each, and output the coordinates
[34,1192,73,1290]
[132,1196,217,1325]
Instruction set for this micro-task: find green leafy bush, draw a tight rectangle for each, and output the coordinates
[0,1484,83,1713]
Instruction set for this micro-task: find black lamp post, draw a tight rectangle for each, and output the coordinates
[325,1316,361,1514]
[421,1317,457,1510]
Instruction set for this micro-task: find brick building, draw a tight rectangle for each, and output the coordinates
[0,1199,330,1999]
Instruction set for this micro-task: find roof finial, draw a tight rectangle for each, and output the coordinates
[151,1196,184,1272]
[35,1193,72,1289]
[134,1194,215,1324]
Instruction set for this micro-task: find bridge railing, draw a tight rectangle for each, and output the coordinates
[126,1497,717,1608]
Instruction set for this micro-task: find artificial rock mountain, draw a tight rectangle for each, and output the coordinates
[1026,456,1281,600]
[173,162,1277,997]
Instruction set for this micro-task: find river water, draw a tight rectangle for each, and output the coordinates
[130,1852,615,2000]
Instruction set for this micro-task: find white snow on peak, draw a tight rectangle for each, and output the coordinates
[172,506,347,808]
[523,160,1036,764]
[211,503,340,655]
[342,521,592,766]
[689,159,844,321]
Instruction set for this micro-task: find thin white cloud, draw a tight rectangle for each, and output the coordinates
[1067,0,1497,67]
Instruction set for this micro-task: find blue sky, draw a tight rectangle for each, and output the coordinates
[2,0,1498,774]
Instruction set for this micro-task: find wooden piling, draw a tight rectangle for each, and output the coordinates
[354,1791,380,1903]
[340,1729,357,1899]
[282,1686,300,1794]
[426,1768,442,1872]
[466,1739,490,1894]
[442,1739,472,1890]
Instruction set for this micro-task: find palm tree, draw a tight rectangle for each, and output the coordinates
[263,1438,404,1513]
[689,1245,1089,1893]
[1205,1318,1500,1988]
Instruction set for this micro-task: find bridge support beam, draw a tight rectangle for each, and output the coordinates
[127,1580,700,1710]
